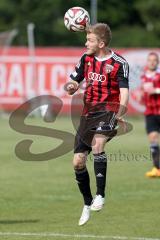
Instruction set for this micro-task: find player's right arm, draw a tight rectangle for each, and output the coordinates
[65,54,86,95]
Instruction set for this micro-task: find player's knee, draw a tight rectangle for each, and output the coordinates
[148,132,159,143]
[73,153,87,170]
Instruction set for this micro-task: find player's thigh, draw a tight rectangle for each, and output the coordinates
[145,115,159,134]
[145,115,160,142]
[92,134,108,154]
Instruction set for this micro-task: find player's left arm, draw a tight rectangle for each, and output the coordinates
[116,60,129,119]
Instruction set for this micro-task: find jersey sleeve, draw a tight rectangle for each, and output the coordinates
[70,54,86,83]
[117,61,129,88]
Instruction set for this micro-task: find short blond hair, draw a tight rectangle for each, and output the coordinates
[86,23,112,46]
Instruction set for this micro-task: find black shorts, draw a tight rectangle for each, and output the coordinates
[145,115,160,134]
[74,111,117,154]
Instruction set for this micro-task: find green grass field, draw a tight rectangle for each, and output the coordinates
[0,115,159,240]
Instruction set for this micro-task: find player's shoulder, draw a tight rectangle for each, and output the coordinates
[80,52,93,62]
[81,53,96,64]
[140,67,147,77]
[141,73,147,82]
[80,53,87,60]
[77,53,88,66]
[112,51,128,64]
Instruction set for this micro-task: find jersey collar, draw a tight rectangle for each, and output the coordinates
[95,50,114,62]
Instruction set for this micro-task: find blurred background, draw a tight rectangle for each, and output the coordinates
[0,0,159,116]
[0,0,160,47]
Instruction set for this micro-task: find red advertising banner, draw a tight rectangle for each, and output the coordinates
[0,47,160,114]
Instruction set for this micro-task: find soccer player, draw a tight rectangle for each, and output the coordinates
[65,23,129,225]
[140,52,160,177]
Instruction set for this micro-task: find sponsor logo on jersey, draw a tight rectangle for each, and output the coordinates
[88,72,106,82]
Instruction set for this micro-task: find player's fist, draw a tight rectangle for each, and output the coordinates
[64,81,79,95]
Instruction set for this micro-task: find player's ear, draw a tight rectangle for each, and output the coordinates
[99,41,105,49]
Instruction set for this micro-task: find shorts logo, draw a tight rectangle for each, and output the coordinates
[88,72,106,82]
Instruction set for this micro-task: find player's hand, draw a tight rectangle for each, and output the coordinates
[116,117,124,122]
[64,81,79,95]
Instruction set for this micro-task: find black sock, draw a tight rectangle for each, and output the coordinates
[75,167,93,206]
[150,144,160,169]
[94,152,107,198]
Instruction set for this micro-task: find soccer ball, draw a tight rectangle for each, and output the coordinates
[64,7,90,32]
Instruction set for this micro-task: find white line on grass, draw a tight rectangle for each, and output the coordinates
[0,232,159,240]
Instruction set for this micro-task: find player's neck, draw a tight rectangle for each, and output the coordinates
[95,48,111,59]
[147,69,157,75]
[146,69,157,77]
[148,68,157,73]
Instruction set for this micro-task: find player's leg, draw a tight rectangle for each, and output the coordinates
[90,110,117,211]
[73,151,93,226]
[146,131,160,177]
[145,115,160,177]
[73,129,93,226]
[73,151,93,207]
[91,134,108,211]
[148,131,160,168]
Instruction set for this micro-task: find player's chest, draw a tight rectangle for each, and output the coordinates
[84,60,120,82]
[143,74,160,86]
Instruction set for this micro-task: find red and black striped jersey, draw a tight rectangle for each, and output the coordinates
[141,69,160,115]
[70,50,129,114]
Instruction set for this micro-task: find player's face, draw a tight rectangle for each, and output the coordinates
[85,33,102,55]
[147,55,159,71]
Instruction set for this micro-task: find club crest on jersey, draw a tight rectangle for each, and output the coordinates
[105,64,114,73]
